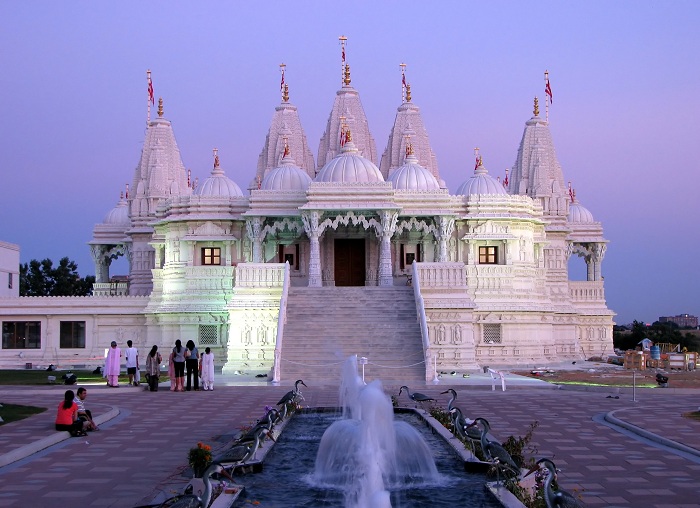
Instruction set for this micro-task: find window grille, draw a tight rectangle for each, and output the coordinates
[483,323,502,344]
[199,325,218,345]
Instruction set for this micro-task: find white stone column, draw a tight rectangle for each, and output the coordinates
[378,211,398,286]
[302,211,323,287]
[245,217,265,263]
[591,243,607,282]
[90,245,110,283]
[435,216,455,262]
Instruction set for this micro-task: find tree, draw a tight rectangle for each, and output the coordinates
[19,257,95,296]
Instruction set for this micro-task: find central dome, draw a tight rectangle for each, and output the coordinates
[388,153,440,190]
[197,166,244,198]
[456,164,507,196]
[261,153,313,191]
[315,136,384,184]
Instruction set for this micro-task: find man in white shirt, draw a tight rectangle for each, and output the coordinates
[125,340,139,386]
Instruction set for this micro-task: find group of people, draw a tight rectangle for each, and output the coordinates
[54,387,99,437]
[168,340,215,391]
[102,339,215,392]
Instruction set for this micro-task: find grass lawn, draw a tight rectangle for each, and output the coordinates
[0,403,47,425]
[0,370,170,386]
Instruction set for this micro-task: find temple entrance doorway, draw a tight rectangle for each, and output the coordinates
[334,238,366,286]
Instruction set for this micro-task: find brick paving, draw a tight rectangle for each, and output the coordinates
[0,380,699,507]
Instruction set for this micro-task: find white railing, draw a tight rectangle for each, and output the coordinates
[271,262,291,385]
[416,262,468,288]
[92,282,129,296]
[412,262,437,383]
[235,263,286,287]
[569,281,605,302]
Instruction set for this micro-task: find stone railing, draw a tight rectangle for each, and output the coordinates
[413,262,437,383]
[235,263,286,288]
[92,282,129,296]
[415,262,467,288]
[271,262,291,385]
[569,281,605,302]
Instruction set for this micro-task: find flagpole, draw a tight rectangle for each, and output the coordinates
[339,35,347,86]
[544,70,549,123]
[400,63,406,103]
[147,70,151,126]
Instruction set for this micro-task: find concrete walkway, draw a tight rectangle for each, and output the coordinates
[0,374,699,507]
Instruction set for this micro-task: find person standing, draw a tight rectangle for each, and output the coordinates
[172,340,186,392]
[104,341,121,387]
[168,350,176,391]
[199,347,215,391]
[76,387,98,431]
[55,389,89,437]
[145,345,162,392]
[125,340,139,386]
[185,340,200,391]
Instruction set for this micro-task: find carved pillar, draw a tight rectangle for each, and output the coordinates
[90,245,110,283]
[302,211,323,287]
[245,217,265,263]
[591,243,606,281]
[435,216,455,262]
[378,210,398,286]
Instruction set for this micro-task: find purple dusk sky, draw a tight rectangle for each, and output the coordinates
[1,2,698,325]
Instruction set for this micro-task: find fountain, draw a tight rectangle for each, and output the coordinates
[231,355,500,507]
[313,356,440,507]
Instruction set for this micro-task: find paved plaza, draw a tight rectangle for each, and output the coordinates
[0,373,699,507]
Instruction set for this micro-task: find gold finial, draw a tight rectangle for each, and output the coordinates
[283,84,289,103]
[282,136,290,158]
[474,147,482,171]
[157,97,164,117]
[533,96,539,116]
[406,142,414,157]
[213,148,220,169]
[343,64,351,86]
[405,83,412,102]
[345,128,353,144]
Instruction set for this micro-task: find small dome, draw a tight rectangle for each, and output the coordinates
[261,154,312,191]
[196,166,244,198]
[456,165,507,196]
[315,138,384,184]
[388,153,440,190]
[103,195,130,226]
[568,201,595,223]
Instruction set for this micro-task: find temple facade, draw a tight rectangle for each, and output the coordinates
[0,55,614,380]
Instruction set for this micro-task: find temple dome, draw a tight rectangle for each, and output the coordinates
[388,153,440,190]
[315,139,384,183]
[261,154,313,191]
[456,164,507,196]
[568,200,595,223]
[103,195,130,226]
[196,165,244,198]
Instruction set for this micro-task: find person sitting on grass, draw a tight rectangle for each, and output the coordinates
[55,389,89,437]
[76,387,99,431]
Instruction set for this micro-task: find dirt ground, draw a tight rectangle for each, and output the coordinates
[512,360,700,389]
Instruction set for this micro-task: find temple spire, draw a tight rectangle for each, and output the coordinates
[533,96,539,117]
[157,97,164,117]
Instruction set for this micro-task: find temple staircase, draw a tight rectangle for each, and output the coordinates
[279,286,426,386]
